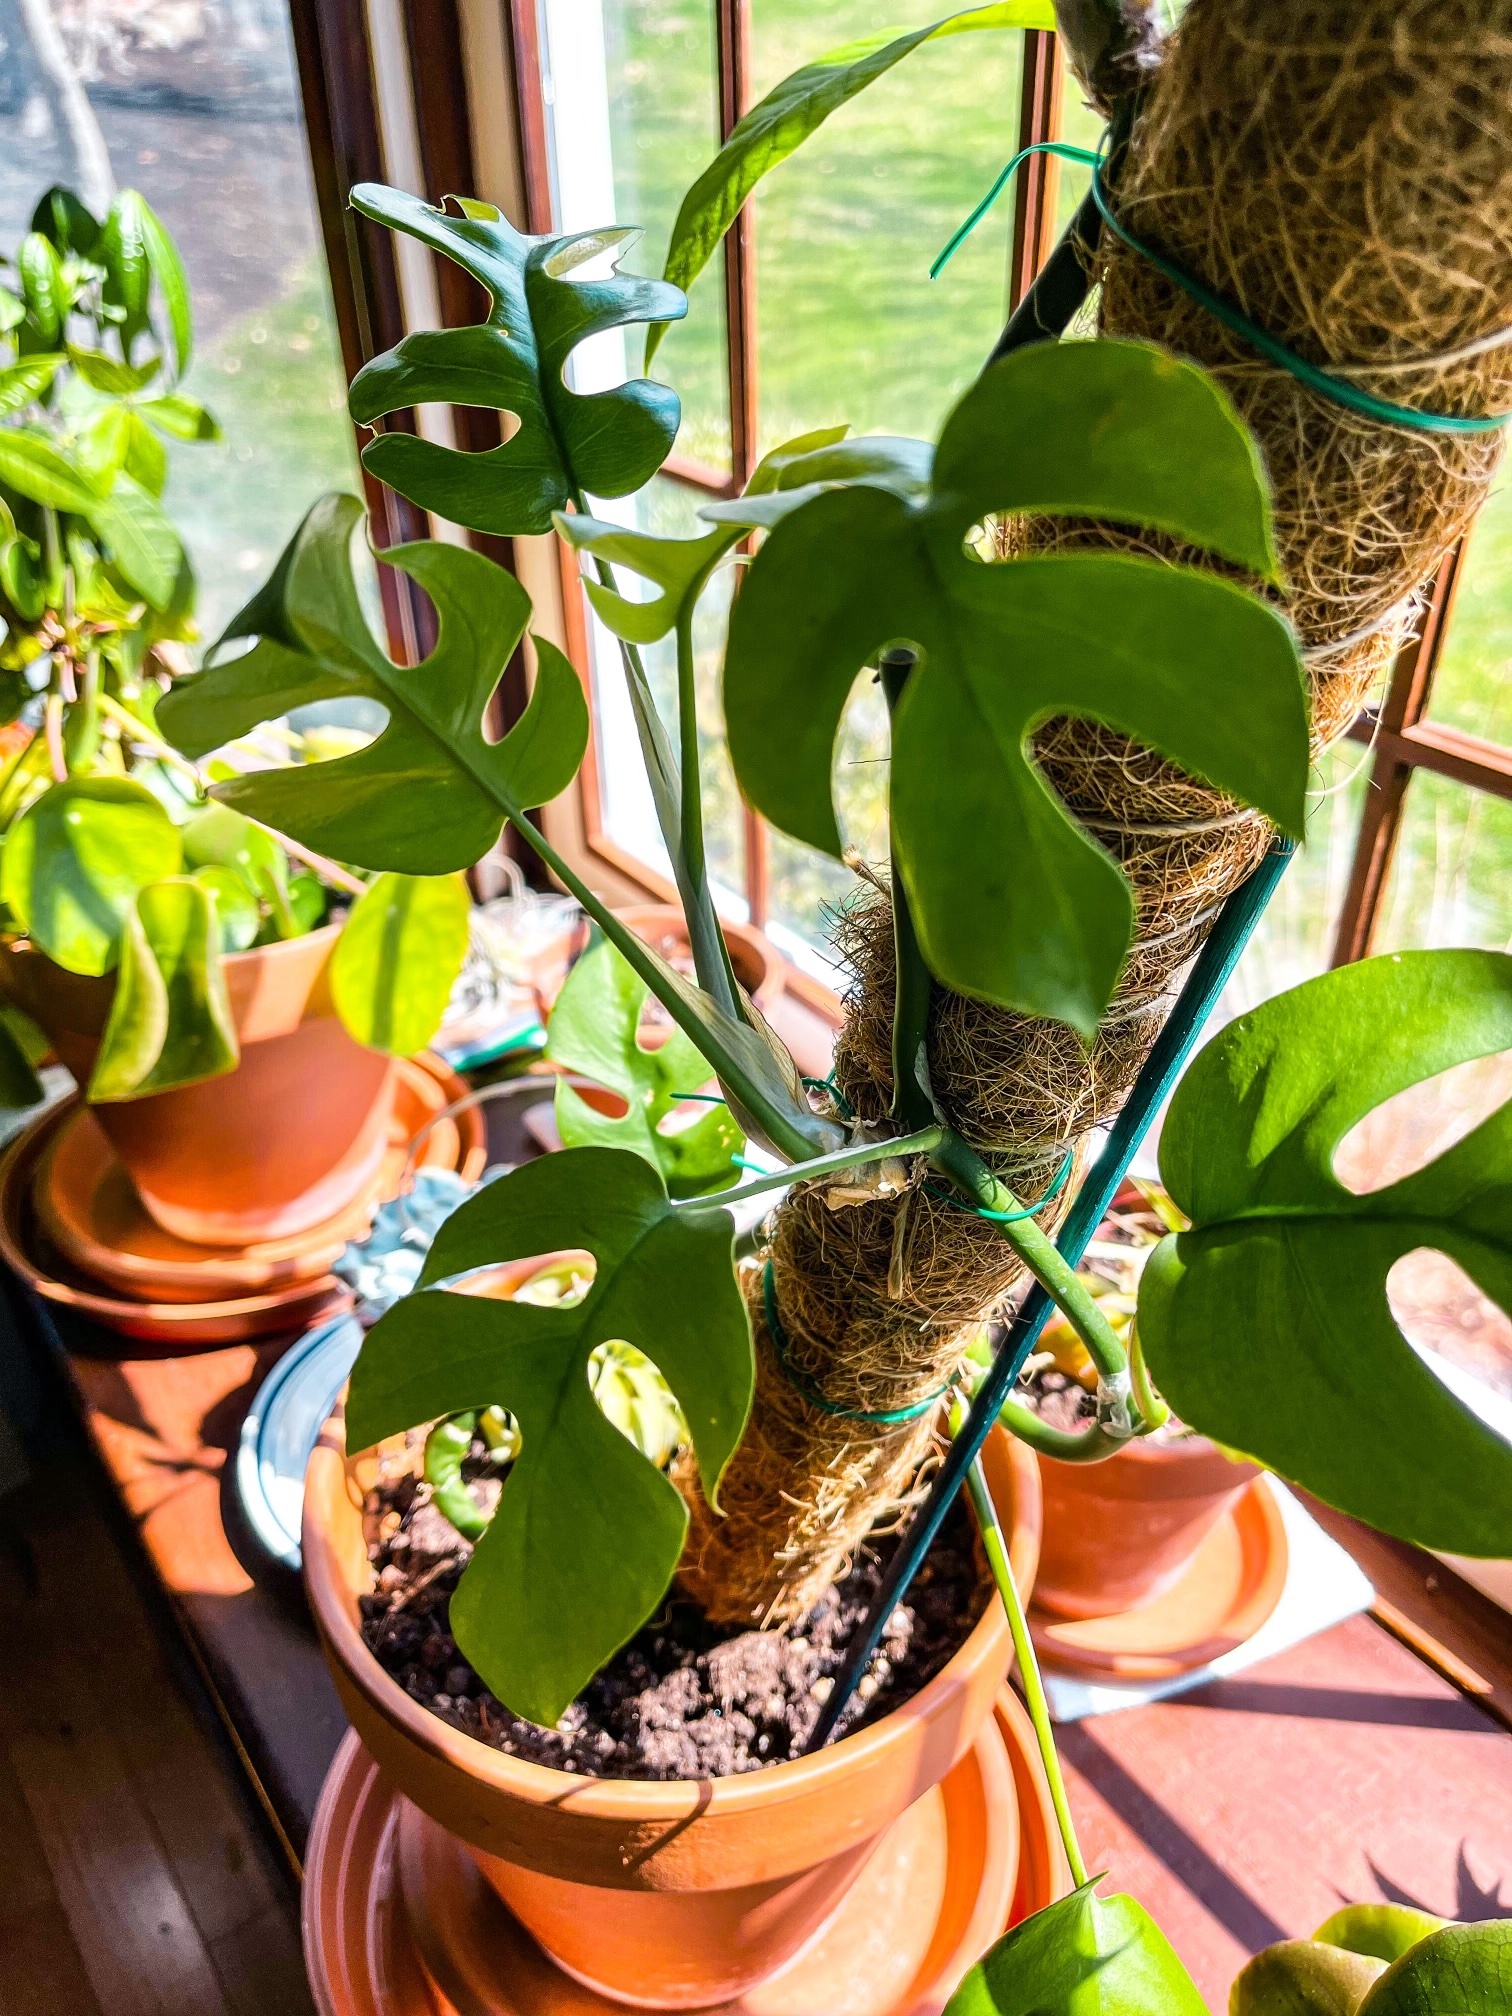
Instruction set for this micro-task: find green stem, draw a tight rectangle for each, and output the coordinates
[674,1124,944,1211]
[675,600,742,1018]
[1129,1322,1170,1433]
[997,1393,1133,1465]
[569,487,740,1022]
[880,650,935,1131]
[930,1128,1131,1396]
[955,1403,1088,1888]
[508,806,822,1163]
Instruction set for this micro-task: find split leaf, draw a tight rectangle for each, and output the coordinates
[330,872,472,1056]
[2,775,183,976]
[723,340,1305,1034]
[345,1146,752,1724]
[944,1882,1208,2015]
[347,186,685,535]
[649,0,1056,369]
[1140,949,1512,1557]
[158,491,588,870]
[88,878,239,1100]
[1357,1921,1512,2015]
[546,938,743,1197]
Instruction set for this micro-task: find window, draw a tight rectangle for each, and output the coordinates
[1,0,363,643]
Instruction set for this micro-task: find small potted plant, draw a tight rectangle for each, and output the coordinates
[0,189,471,1246]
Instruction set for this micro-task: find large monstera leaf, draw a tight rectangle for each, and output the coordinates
[345,1146,752,1725]
[722,339,1309,1036]
[346,186,685,536]
[546,938,743,1197]
[1140,949,1512,1557]
[158,492,588,870]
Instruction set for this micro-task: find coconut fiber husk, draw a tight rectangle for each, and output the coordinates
[676,0,1512,1626]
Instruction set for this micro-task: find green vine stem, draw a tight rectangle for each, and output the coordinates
[954,1399,1088,1889]
[674,1123,945,1211]
[674,598,743,1018]
[568,486,741,1023]
[995,1394,1137,1465]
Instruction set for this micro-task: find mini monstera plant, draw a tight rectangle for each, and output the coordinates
[0,188,470,1107]
[156,26,1512,2005]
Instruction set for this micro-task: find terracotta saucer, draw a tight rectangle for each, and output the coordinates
[33,1054,485,1304]
[0,1056,486,1354]
[1030,1479,1290,1681]
[303,1689,1065,2016]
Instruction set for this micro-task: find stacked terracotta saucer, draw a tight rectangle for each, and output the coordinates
[0,1054,486,1353]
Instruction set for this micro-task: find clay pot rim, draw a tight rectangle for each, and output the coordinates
[305,1420,1038,1824]
[1,917,344,976]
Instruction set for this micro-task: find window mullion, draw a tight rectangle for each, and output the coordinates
[1331,547,1465,966]
[1010,28,1063,305]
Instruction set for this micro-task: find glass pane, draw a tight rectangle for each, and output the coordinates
[541,0,731,470]
[0,0,363,643]
[589,478,747,913]
[749,3,1023,449]
[1430,476,1512,751]
[1373,773,1512,952]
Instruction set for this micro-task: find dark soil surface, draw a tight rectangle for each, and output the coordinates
[1019,1365,1098,1435]
[359,1445,988,1781]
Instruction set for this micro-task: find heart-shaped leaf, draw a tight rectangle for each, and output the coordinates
[1314,1908,1447,1968]
[1358,1921,1512,2015]
[346,186,685,536]
[2,775,183,976]
[1140,949,1512,1556]
[724,339,1305,1034]
[1231,1941,1387,2015]
[346,1145,753,1723]
[88,877,239,1100]
[944,1882,1209,2014]
[158,491,588,871]
[649,0,1056,369]
[330,872,471,1055]
[546,938,743,1197]
[191,865,261,951]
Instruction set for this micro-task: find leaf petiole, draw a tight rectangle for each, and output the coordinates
[672,1123,944,1210]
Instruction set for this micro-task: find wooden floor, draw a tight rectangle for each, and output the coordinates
[0,1436,312,2016]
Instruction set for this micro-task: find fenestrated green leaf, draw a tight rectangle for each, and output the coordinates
[330,872,471,1055]
[701,431,935,531]
[1139,949,1512,1557]
[1358,1921,1512,2015]
[85,471,183,609]
[649,0,1056,369]
[1315,1908,1447,1968]
[724,340,1307,1034]
[347,185,685,536]
[547,938,743,1197]
[346,1145,753,1723]
[944,1883,1208,2015]
[0,1013,45,1110]
[1,775,183,976]
[158,491,588,869]
[0,355,66,416]
[87,877,238,1100]
[0,429,102,514]
[1231,1942,1386,2015]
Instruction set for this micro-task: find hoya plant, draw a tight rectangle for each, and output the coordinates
[0,189,471,1107]
[157,7,1512,2001]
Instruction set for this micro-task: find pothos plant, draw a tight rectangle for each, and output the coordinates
[0,188,472,1108]
[156,23,1512,2008]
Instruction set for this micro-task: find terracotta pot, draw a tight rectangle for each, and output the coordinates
[1033,1434,1259,1622]
[303,1391,1041,2010]
[616,904,784,1018]
[0,928,396,1247]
